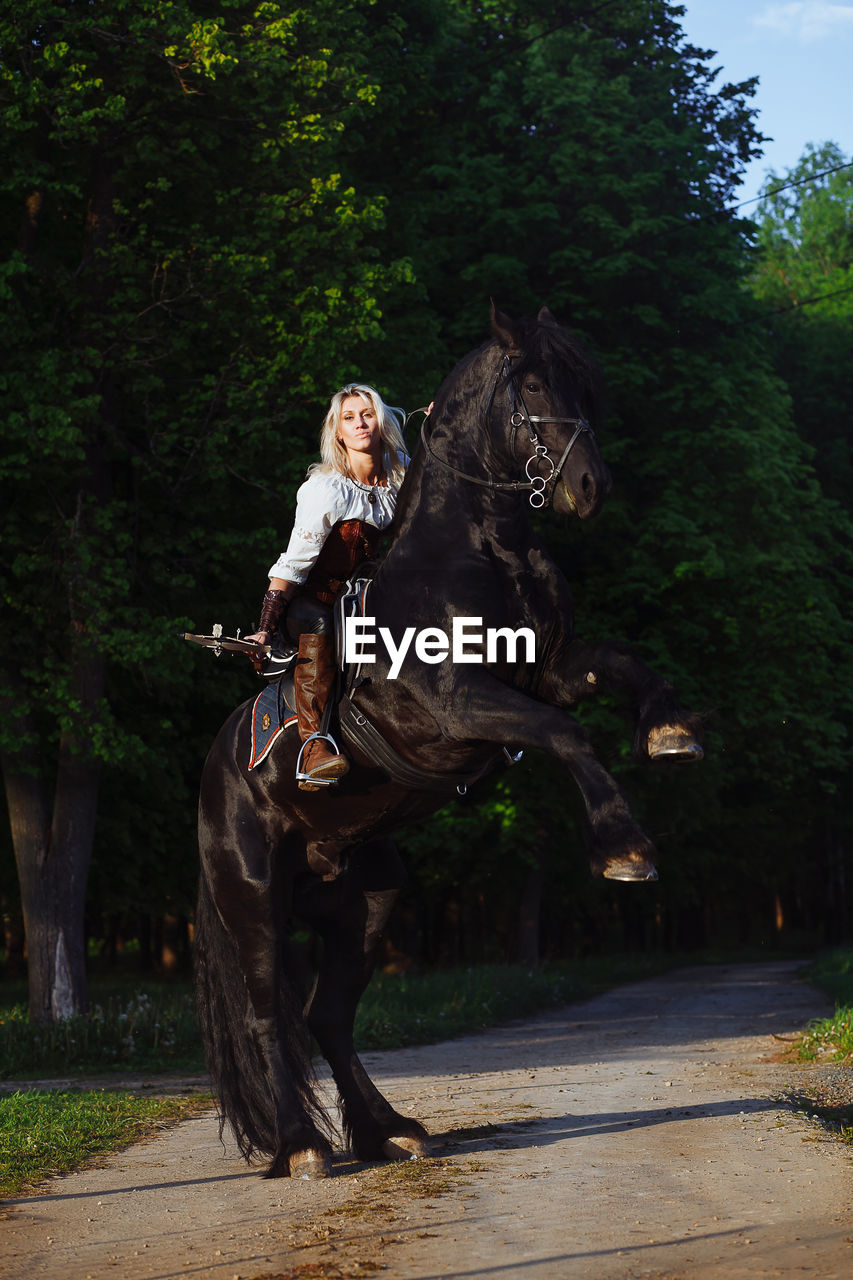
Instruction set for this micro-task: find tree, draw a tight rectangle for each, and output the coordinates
[752,142,853,502]
[748,144,853,938]
[344,1,852,954]
[4,1,850,996]
[0,0,416,1018]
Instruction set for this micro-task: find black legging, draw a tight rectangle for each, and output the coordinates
[286,594,332,641]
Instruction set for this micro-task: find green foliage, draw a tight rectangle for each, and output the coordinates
[804,946,853,1007]
[0,0,418,932]
[753,143,853,313]
[0,988,203,1078]
[1,2,851,966]
[337,2,852,950]
[795,949,853,1065]
[0,0,417,753]
[0,953,675,1084]
[0,1089,207,1199]
[742,146,853,940]
[751,143,853,503]
[344,0,765,384]
[354,954,673,1049]
[795,1010,853,1063]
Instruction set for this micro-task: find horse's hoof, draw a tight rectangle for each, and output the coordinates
[647,725,704,762]
[602,857,659,882]
[382,1135,430,1162]
[288,1148,332,1179]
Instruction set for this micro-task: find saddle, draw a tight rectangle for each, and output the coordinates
[248,576,517,791]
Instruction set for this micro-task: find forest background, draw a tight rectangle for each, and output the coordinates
[1,0,851,1022]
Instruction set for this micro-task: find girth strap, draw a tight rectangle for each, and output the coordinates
[338,694,497,794]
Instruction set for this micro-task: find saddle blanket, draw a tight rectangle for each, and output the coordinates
[248,678,297,770]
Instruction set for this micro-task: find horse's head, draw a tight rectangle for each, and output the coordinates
[489,304,612,519]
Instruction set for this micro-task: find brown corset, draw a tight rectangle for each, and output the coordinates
[304,519,381,607]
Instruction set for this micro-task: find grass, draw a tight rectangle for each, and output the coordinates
[0,987,203,1080]
[0,945,826,1191]
[0,1089,209,1199]
[795,1007,853,1062]
[0,947,804,1079]
[787,947,853,1145]
[352,953,673,1049]
[802,946,853,1006]
[797,947,853,1063]
[0,955,671,1079]
[0,952,674,1194]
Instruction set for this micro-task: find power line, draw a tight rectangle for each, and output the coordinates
[702,159,853,223]
[592,157,853,266]
[421,7,852,256]
[734,282,853,327]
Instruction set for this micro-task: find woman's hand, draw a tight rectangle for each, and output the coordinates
[245,630,270,646]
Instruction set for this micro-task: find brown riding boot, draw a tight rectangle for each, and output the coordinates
[293,632,349,791]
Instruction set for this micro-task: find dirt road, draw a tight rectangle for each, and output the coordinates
[2,961,851,1280]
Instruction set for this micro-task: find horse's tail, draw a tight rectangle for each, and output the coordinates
[193,871,328,1164]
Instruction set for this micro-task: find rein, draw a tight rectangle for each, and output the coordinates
[419,353,594,509]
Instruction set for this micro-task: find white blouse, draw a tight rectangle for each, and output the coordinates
[268,463,407,584]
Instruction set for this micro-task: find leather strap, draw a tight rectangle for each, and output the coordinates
[338,694,497,793]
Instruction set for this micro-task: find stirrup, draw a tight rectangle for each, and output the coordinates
[295,732,346,786]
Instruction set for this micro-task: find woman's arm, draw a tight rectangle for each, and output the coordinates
[246,474,344,644]
[268,577,299,598]
[245,578,299,645]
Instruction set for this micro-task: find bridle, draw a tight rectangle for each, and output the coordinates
[419,353,595,509]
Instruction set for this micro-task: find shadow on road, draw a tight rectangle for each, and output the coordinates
[437,1093,794,1156]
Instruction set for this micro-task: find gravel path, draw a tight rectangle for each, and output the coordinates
[1,960,851,1280]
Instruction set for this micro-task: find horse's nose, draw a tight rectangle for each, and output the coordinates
[582,465,611,505]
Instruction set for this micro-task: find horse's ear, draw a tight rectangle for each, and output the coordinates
[537,305,559,328]
[490,299,524,351]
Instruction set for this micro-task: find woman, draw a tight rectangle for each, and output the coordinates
[247,384,409,791]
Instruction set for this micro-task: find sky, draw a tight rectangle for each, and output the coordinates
[678,1,853,206]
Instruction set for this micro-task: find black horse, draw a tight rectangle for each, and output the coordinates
[195,306,702,1179]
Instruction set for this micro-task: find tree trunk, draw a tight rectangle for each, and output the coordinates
[1,650,103,1021]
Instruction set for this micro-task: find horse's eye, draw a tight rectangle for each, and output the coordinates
[525,382,542,395]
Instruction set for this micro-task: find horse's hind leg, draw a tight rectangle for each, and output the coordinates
[556,639,704,762]
[296,839,430,1164]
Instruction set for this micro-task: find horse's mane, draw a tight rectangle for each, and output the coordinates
[434,316,603,421]
[511,316,603,425]
[388,314,603,532]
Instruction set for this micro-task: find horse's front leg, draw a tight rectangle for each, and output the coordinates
[443,674,658,880]
[544,638,703,762]
[296,839,430,1163]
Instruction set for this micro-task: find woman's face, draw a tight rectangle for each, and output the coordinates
[337,394,382,458]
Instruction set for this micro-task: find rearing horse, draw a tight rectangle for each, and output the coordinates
[195,306,702,1179]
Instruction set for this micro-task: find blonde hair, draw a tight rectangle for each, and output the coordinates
[309,383,408,487]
